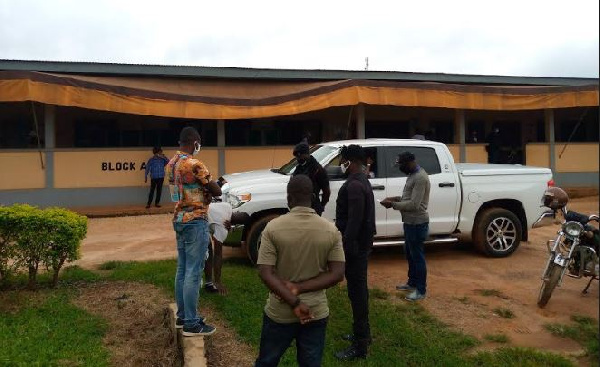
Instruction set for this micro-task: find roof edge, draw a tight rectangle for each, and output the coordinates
[0,59,598,87]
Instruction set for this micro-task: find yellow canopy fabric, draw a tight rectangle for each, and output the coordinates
[0,71,597,119]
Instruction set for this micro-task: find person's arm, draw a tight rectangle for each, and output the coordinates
[286,261,344,295]
[343,181,365,251]
[192,161,222,197]
[393,176,427,212]
[145,159,151,182]
[317,167,331,207]
[259,265,313,323]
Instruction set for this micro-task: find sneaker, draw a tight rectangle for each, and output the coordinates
[405,290,426,301]
[182,322,216,337]
[175,316,207,329]
[396,283,416,292]
[155,204,161,208]
[145,204,151,209]
[204,282,219,293]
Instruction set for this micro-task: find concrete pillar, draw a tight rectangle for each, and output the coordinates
[545,109,556,173]
[455,109,466,163]
[217,119,226,177]
[44,104,55,188]
[356,104,366,139]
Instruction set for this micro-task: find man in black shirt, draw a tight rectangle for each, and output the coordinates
[334,144,376,360]
[292,142,331,216]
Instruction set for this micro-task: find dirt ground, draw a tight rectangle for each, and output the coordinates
[76,197,599,360]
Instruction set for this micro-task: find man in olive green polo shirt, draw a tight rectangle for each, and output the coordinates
[255,175,345,367]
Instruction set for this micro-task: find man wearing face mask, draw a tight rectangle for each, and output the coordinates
[292,141,330,216]
[166,126,222,337]
[334,144,376,361]
[381,152,430,301]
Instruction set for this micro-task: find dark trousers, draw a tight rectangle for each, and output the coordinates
[255,314,328,367]
[404,222,429,294]
[147,178,164,205]
[345,247,371,347]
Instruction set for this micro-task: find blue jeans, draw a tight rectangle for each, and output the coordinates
[404,222,429,294]
[174,219,210,328]
[255,314,328,367]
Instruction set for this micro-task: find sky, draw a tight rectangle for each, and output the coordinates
[0,0,598,78]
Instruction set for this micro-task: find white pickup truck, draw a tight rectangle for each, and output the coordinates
[221,139,554,263]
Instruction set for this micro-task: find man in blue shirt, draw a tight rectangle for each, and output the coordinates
[145,146,169,208]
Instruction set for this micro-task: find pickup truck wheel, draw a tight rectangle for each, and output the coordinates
[246,214,280,265]
[474,208,522,257]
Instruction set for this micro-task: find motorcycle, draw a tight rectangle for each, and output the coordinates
[537,207,600,308]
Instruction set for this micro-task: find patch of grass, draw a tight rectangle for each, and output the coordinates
[484,333,510,343]
[104,259,177,291]
[0,290,109,366]
[108,259,575,367]
[471,347,573,367]
[493,307,515,319]
[370,288,390,300]
[60,265,101,283]
[545,315,599,366]
[476,289,507,298]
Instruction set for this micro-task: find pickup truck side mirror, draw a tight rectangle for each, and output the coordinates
[326,166,345,180]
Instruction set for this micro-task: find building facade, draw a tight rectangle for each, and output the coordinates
[0,60,598,208]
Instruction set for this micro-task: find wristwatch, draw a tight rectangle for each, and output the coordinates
[291,298,301,309]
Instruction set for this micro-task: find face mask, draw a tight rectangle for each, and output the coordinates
[297,157,307,165]
[340,161,351,174]
[193,141,202,155]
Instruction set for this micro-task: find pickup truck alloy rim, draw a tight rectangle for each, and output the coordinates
[486,217,517,251]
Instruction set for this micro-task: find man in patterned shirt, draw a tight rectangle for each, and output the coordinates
[166,126,222,337]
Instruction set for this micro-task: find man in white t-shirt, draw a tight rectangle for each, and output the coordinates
[203,201,249,294]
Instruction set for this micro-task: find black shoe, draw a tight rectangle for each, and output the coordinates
[204,282,219,293]
[155,204,161,208]
[145,204,151,209]
[335,344,367,360]
[175,316,207,329]
[182,322,216,337]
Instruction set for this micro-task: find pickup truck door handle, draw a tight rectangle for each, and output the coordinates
[371,184,385,190]
[439,182,455,188]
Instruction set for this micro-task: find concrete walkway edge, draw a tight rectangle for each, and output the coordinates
[169,303,208,367]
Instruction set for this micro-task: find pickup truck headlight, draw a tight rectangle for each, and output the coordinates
[228,193,251,209]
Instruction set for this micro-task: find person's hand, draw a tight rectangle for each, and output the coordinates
[380,199,393,209]
[223,220,232,231]
[284,280,299,296]
[293,303,314,324]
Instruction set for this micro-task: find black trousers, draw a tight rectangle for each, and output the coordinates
[147,178,164,205]
[345,247,371,348]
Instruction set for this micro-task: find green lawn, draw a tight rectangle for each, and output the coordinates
[104,259,576,367]
[0,286,109,366]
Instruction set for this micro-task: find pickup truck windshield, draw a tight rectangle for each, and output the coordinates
[276,145,339,175]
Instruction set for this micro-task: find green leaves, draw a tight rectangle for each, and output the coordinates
[0,204,87,288]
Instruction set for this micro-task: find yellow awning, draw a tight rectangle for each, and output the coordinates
[0,71,597,119]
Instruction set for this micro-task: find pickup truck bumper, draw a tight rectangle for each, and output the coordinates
[532,210,556,229]
[223,224,244,247]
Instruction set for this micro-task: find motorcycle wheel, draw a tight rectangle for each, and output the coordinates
[537,263,563,308]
